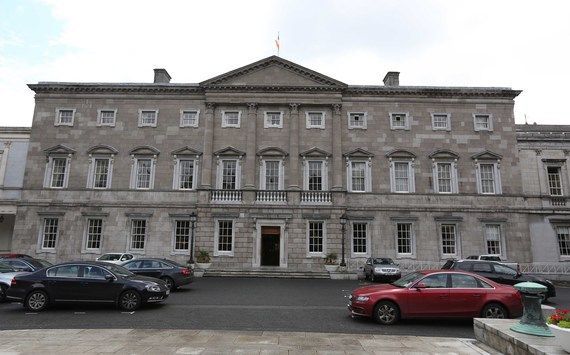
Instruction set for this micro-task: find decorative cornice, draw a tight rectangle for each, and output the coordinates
[129,145,160,156]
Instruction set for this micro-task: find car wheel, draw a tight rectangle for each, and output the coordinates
[481,303,507,319]
[119,290,141,311]
[0,284,7,302]
[25,290,49,312]
[160,277,175,291]
[373,301,400,325]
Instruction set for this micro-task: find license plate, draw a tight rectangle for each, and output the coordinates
[166,290,170,295]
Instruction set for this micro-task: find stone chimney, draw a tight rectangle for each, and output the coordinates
[383,71,400,87]
[153,68,171,83]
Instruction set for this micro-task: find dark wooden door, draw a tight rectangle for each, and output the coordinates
[261,226,280,266]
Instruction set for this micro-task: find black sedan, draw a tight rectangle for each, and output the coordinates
[6,262,169,311]
[121,258,193,290]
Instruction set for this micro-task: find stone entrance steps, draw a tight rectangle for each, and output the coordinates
[202,269,331,279]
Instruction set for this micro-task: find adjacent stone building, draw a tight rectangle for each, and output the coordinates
[13,56,535,272]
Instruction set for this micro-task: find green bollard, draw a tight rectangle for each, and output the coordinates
[510,282,553,337]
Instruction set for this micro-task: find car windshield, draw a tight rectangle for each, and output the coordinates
[0,261,16,273]
[99,254,121,261]
[391,272,424,288]
[373,258,394,265]
[103,264,135,277]
[27,259,51,269]
[35,259,53,268]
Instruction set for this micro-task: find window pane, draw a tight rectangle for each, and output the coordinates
[86,218,103,250]
[391,114,406,127]
[433,114,448,129]
[479,164,495,194]
[136,159,152,189]
[437,163,452,193]
[308,221,323,253]
[265,161,280,190]
[351,162,366,191]
[475,115,489,129]
[350,113,364,127]
[397,223,412,254]
[547,167,563,196]
[51,158,67,188]
[175,220,191,250]
[308,161,323,191]
[130,219,146,250]
[266,112,281,126]
[420,274,447,288]
[182,111,197,126]
[218,220,233,252]
[225,112,239,125]
[100,111,115,124]
[441,224,456,255]
[141,111,156,125]
[179,160,194,189]
[308,112,322,126]
[394,162,409,192]
[222,160,237,190]
[42,218,59,249]
[59,110,73,123]
[353,223,367,254]
[556,226,570,256]
[485,224,501,255]
[451,274,478,288]
[94,159,109,188]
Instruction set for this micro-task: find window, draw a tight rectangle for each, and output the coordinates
[396,223,413,256]
[556,226,570,257]
[390,112,409,130]
[349,161,369,192]
[305,111,325,129]
[91,158,111,189]
[85,218,103,251]
[135,159,152,189]
[174,220,191,251]
[472,263,492,272]
[348,112,367,129]
[391,161,414,193]
[138,110,158,127]
[55,109,75,126]
[130,219,147,250]
[50,157,68,188]
[307,221,324,255]
[434,162,457,193]
[222,160,237,190]
[352,222,368,256]
[418,274,448,288]
[473,114,492,131]
[477,163,501,194]
[431,113,450,131]
[83,266,110,280]
[222,111,241,128]
[47,265,79,278]
[441,224,457,256]
[484,224,502,255]
[264,161,280,190]
[40,218,59,250]
[176,159,196,190]
[450,274,479,288]
[97,109,116,126]
[180,110,199,127]
[264,111,283,128]
[547,166,563,196]
[308,161,323,191]
[215,220,234,256]
[493,264,517,276]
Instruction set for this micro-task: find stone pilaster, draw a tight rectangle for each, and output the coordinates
[331,103,343,190]
[200,103,215,189]
[243,103,258,190]
[288,103,300,190]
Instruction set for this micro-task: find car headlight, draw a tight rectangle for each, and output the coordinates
[145,284,161,292]
[545,279,553,284]
[374,267,383,273]
[355,296,370,302]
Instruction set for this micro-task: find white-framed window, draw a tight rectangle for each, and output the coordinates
[214,219,234,256]
[173,158,198,190]
[130,219,147,251]
[44,156,71,189]
[396,222,414,257]
[40,217,59,250]
[476,162,501,194]
[351,222,370,257]
[180,110,199,128]
[221,160,238,190]
[431,113,450,131]
[55,108,75,126]
[264,111,283,128]
[440,224,458,257]
[87,157,113,189]
[138,109,158,127]
[173,220,191,252]
[303,160,328,191]
[555,226,570,257]
[433,162,458,194]
[130,157,156,190]
[260,160,284,190]
[221,110,241,128]
[347,160,372,192]
[348,112,367,129]
[390,160,415,193]
[85,218,103,251]
[484,224,502,256]
[97,109,116,126]
[307,220,325,256]
[473,114,493,131]
[389,112,409,130]
[547,166,563,196]
[305,111,325,129]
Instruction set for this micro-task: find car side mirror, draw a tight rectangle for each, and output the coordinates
[414,282,426,289]
[105,274,115,282]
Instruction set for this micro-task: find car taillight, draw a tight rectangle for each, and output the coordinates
[181,268,191,276]
[10,278,16,287]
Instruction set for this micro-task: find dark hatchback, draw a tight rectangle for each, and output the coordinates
[6,261,169,311]
[0,257,52,272]
[442,259,556,301]
[121,258,193,290]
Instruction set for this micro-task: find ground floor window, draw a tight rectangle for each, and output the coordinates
[86,218,103,250]
[130,219,147,250]
[307,221,324,254]
[484,224,501,255]
[397,223,413,256]
[215,220,234,255]
[352,222,368,255]
[556,226,570,256]
[174,220,191,251]
[441,224,457,256]
[41,218,59,249]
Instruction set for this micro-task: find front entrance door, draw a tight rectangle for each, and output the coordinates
[261,226,280,266]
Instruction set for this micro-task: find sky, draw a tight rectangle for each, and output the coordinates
[1,0,569,127]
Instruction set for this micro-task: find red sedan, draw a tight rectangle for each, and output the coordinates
[348,270,523,325]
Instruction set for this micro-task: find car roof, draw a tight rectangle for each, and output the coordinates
[49,261,117,268]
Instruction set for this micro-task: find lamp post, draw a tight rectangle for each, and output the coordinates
[339,213,347,267]
[189,211,197,264]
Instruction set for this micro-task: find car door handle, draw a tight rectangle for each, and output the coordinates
[439,295,449,299]
[472,294,482,297]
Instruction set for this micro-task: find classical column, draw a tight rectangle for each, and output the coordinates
[331,103,343,191]
[200,103,215,189]
[243,103,258,190]
[288,103,300,190]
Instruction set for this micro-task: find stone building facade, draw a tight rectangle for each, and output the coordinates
[12,56,533,272]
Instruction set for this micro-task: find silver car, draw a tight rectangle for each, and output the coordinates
[0,261,26,302]
[363,257,401,282]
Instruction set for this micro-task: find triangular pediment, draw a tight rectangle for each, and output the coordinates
[214,146,246,157]
[129,145,160,156]
[257,147,288,157]
[300,147,331,158]
[87,144,118,155]
[201,56,347,88]
[429,149,459,160]
[471,150,502,160]
[343,148,374,158]
[44,144,75,155]
[171,146,202,156]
